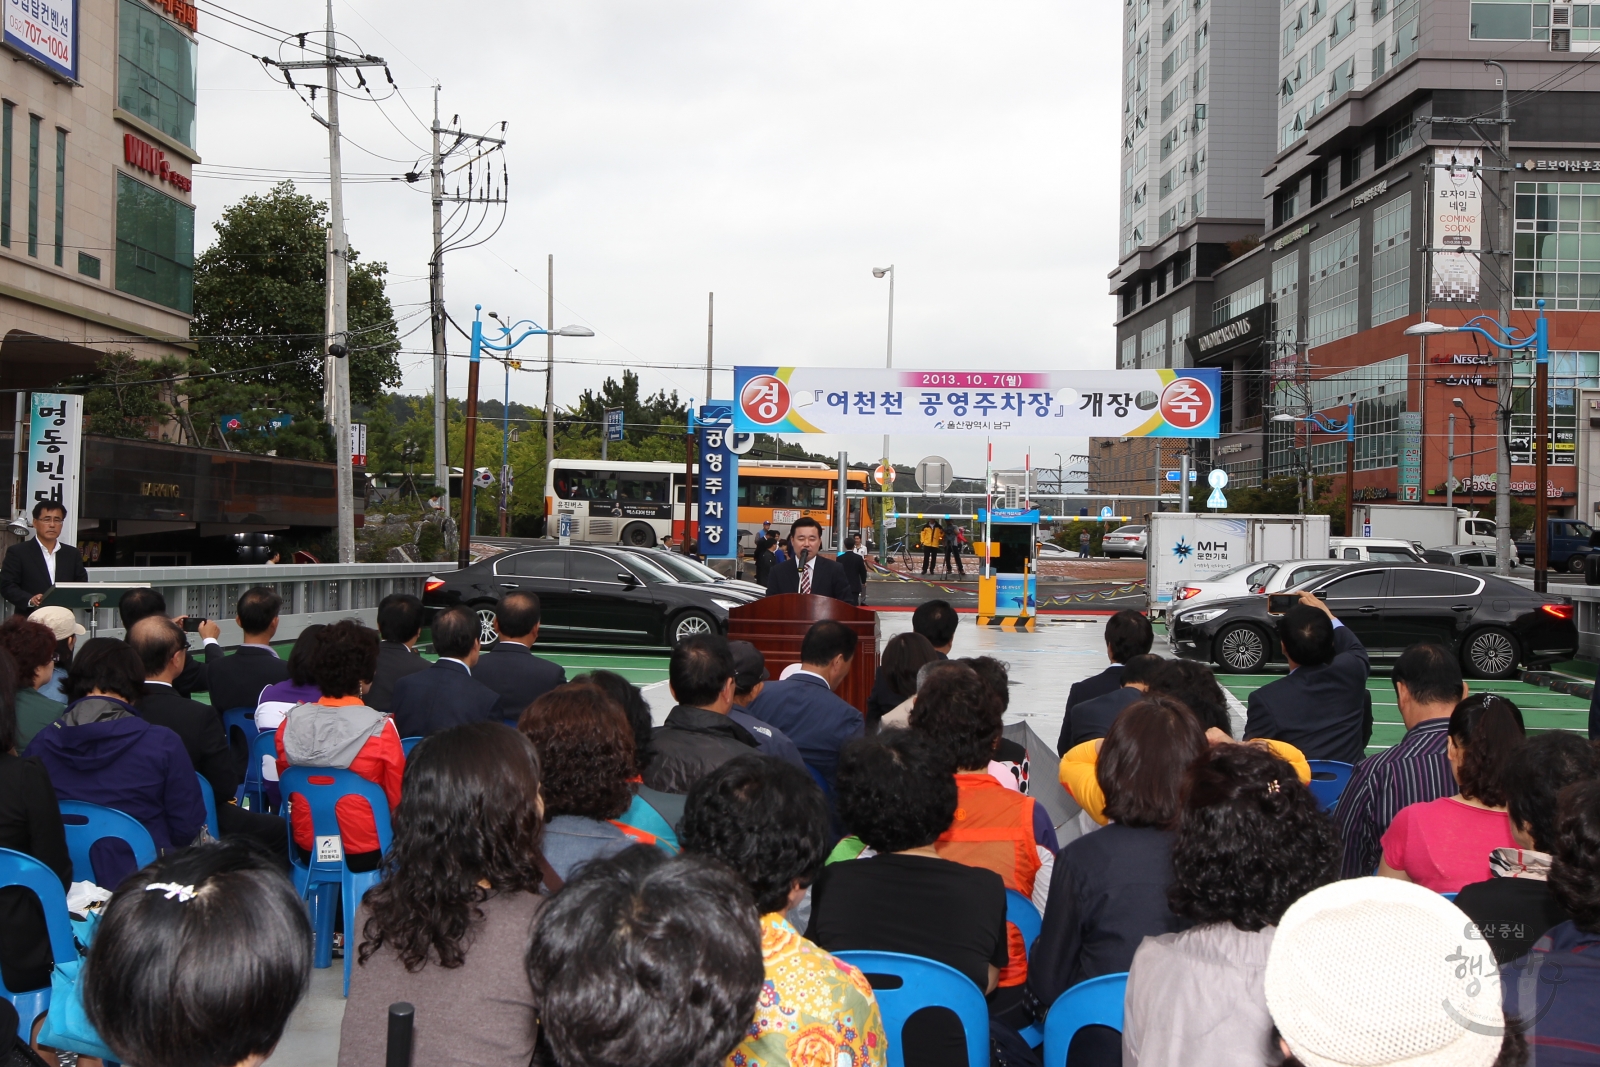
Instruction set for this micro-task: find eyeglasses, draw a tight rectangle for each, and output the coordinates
[34,516,63,525]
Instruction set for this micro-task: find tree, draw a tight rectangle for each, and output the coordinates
[187,182,401,459]
[565,370,685,443]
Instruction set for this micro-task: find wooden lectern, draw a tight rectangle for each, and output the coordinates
[726,594,879,715]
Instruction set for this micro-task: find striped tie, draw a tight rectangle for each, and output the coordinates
[800,561,811,595]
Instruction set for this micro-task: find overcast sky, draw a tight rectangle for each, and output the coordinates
[195,0,1122,480]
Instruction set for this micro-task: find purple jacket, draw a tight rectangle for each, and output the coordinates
[24,696,205,851]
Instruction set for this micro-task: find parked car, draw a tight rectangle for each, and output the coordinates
[1327,537,1425,562]
[1100,524,1148,559]
[423,544,763,648]
[626,546,770,598]
[1168,558,1342,614]
[1516,518,1597,572]
[1168,562,1576,678]
[1421,545,1521,573]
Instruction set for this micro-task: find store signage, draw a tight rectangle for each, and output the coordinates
[1216,442,1247,455]
[697,405,738,559]
[1398,411,1422,502]
[1350,179,1389,209]
[1187,306,1267,364]
[139,482,180,498]
[1461,474,1566,497]
[123,133,192,193]
[3,0,76,81]
[1520,159,1600,173]
[1271,222,1313,251]
[350,423,367,468]
[1352,486,1391,501]
[26,392,82,543]
[143,0,195,30]
[1431,147,1483,303]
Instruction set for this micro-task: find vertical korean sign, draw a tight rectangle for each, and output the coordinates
[2,0,76,81]
[26,392,82,542]
[697,405,738,559]
[1398,410,1422,502]
[1431,147,1483,303]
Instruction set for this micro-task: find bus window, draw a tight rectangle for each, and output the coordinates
[554,470,619,501]
[739,477,830,511]
[798,484,827,510]
[616,475,668,502]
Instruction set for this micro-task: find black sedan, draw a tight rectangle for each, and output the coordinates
[424,544,763,648]
[1168,562,1577,679]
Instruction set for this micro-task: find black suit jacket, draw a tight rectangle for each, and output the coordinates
[1059,664,1124,755]
[138,682,237,804]
[391,660,505,738]
[1062,686,1144,752]
[1245,623,1371,764]
[764,554,854,601]
[0,539,88,611]
[473,642,567,721]
[366,641,430,712]
[837,552,868,604]
[205,645,288,713]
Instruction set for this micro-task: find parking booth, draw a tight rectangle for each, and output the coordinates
[975,506,1038,630]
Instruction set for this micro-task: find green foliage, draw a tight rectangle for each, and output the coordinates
[69,351,188,439]
[565,370,685,444]
[1050,520,1104,555]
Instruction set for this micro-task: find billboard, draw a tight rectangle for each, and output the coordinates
[733,368,1221,438]
[1431,147,1483,303]
[26,392,82,543]
[3,0,76,81]
[696,405,739,559]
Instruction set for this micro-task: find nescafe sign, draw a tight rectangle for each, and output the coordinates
[123,134,192,193]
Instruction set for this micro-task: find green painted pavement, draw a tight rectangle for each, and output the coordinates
[1216,671,1590,757]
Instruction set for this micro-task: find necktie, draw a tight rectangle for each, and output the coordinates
[800,561,811,595]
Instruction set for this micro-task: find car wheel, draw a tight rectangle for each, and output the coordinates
[670,610,718,644]
[621,522,657,548]
[1462,627,1520,679]
[1570,555,1588,574]
[472,603,499,648]
[1214,623,1270,672]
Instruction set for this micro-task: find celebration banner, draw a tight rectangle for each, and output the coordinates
[733,368,1221,438]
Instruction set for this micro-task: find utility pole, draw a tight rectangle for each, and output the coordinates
[429,86,448,492]
[705,292,714,405]
[545,255,555,478]
[1488,61,1514,576]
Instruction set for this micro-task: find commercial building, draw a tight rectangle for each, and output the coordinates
[1098,0,1600,528]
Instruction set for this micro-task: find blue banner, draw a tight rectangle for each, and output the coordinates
[697,406,738,559]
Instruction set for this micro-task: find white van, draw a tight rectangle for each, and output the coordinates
[1327,537,1425,562]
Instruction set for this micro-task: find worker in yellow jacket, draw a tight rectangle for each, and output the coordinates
[919,521,943,574]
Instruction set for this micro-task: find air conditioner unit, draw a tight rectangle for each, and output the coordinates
[1553,0,1573,50]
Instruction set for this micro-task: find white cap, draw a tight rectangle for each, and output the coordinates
[1265,877,1503,1067]
[29,605,86,640]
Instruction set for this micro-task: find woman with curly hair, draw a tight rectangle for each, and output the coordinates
[518,683,639,881]
[1122,743,1340,1067]
[1381,692,1526,892]
[338,722,546,1067]
[0,615,65,748]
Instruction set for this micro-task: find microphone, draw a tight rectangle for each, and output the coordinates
[797,548,810,569]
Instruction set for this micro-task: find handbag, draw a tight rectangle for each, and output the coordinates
[34,908,117,1062]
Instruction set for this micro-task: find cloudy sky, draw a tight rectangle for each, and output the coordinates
[195,0,1122,480]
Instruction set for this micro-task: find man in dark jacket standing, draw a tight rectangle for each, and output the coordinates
[0,500,88,613]
[764,517,854,601]
[1245,591,1370,763]
[474,591,566,720]
[643,634,759,795]
[837,535,869,605]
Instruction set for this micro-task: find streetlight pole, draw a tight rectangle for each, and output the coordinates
[544,255,556,488]
[1271,401,1355,535]
[873,265,894,563]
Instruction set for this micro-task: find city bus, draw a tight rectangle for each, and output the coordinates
[543,458,869,549]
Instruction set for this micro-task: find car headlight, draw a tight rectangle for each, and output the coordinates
[711,598,744,610]
[1177,608,1228,625]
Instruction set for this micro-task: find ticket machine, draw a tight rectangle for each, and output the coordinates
[975,506,1038,630]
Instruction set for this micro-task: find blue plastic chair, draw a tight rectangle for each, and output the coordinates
[196,774,220,839]
[1442,891,1458,902]
[1306,760,1355,811]
[241,729,280,813]
[58,800,158,886]
[1042,972,1128,1067]
[0,848,76,1042]
[1005,890,1044,1046]
[221,706,258,753]
[835,951,989,1067]
[278,766,394,996]
[401,736,424,758]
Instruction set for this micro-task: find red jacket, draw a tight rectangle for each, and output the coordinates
[276,697,405,857]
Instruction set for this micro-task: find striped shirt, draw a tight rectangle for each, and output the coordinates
[1338,717,1456,878]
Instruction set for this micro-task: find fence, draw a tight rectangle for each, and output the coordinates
[1558,585,1600,663]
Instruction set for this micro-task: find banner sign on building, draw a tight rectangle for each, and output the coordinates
[25,392,82,543]
[3,0,75,80]
[697,405,738,559]
[733,368,1221,438]
[1398,410,1422,502]
[1431,147,1484,303]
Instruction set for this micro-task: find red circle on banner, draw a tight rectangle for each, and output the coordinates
[1158,377,1215,429]
[739,375,791,424]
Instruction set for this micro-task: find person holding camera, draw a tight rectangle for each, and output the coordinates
[1244,590,1371,764]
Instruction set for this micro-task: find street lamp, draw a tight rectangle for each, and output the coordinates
[1406,300,1550,589]
[461,305,592,566]
[1272,403,1356,538]
[873,264,894,563]
[1448,396,1480,514]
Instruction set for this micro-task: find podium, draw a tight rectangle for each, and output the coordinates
[41,582,151,638]
[726,594,879,715]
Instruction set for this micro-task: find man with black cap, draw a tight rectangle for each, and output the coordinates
[727,640,806,768]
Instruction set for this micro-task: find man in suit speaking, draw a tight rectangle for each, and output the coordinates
[763,516,854,602]
[1,500,89,614]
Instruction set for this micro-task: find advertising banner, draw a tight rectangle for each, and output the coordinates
[733,368,1221,438]
[3,0,75,81]
[1398,411,1422,501]
[1431,147,1483,303]
[25,392,82,543]
[696,405,738,559]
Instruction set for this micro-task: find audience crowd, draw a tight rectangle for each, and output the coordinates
[1,583,1598,1067]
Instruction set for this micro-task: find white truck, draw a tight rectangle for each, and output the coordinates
[1349,504,1496,549]
[1147,513,1331,616]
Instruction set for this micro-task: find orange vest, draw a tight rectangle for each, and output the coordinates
[935,772,1042,987]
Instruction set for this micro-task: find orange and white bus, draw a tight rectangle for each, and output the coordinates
[544,458,869,549]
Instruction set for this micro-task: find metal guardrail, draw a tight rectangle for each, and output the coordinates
[1552,584,1600,662]
[12,563,441,643]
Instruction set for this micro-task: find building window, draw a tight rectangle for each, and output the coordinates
[0,101,10,248]
[1394,0,1422,57]
[117,0,198,148]
[1173,251,1192,285]
[1121,336,1138,368]
[1272,252,1301,348]
[1370,192,1412,325]
[78,251,100,279]
[1304,354,1408,471]
[1376,114,1414,167]
[1509,351,1597,463]
[115,172,194,312]
[1329,57,1356,98]
[1311,164,1329,206]
[52,128,65,268]
[1469,2,1546,39]
[1331,0,1358,41]
[1141,319,1168,368]
[1158,207,1178,236]
[1171,306,1192,358]
[1513,180,1600,310]
[1372,42,1386,77]
[27,114,39,258]
[1340,146,1362,188]
[1274,186,1300,227]
[1212,280,1264,326]
[1307,219,1361,345]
